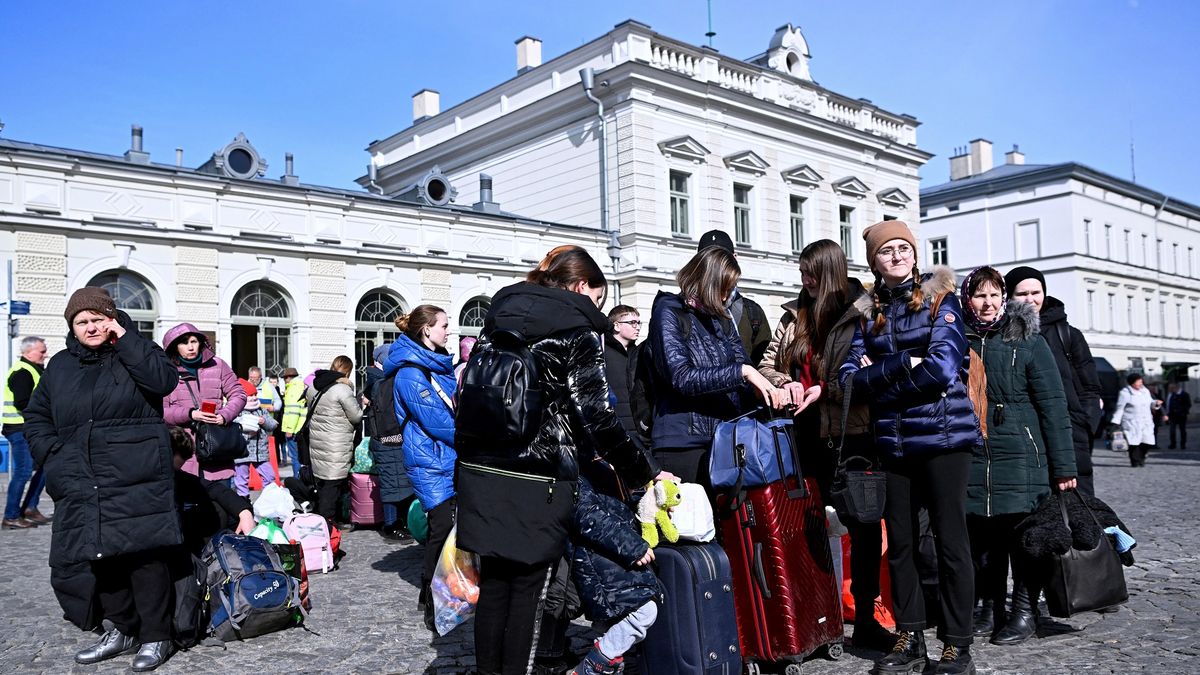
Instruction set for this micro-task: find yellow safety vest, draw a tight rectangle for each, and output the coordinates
[281,379,307,434]
[2,360,42,426]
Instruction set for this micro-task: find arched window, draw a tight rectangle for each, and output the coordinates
[87,271,157,340]
[230,282,293,379]
[354,290,405,390]
[459,297,491,338]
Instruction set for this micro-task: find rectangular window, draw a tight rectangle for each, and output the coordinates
[1086,290,1096,329]
[1142,234,1149,266]
[839,205,855,259]
[1107,293,1115,331]
[1124,229,1131,263]
[1173,243,1180,274]
[1016,220,1041,258]
[1190,246,1195,277]
[669,171,690,236]
[1083,219,1092,255]
[1126,296,1134,334]
[1161,300,1168,335]
[930,237,949,266]
[1157,238,1164,269]
[733,184,751,246]
[789,195,806,252]
[1192,305,1197,338]
[1145,298,1152,333]
[1104,223,1113,259]
[1177,303,1183,336]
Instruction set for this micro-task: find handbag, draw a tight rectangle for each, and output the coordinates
[828,378,887,523]
[709,407,803,494]
[1111,430,1129,453]
[184,380,248,464]
[1044,491,1129,617]
[454,461,576,566]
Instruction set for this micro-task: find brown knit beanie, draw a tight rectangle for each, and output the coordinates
[863,220,917,271]
[64,286,117,324]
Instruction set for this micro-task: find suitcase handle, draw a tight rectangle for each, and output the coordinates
[751,542,772,599]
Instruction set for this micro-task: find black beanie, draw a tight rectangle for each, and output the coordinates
[1004,266,1046,296]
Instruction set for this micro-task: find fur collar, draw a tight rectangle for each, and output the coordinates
[1000,300,1040,341]
[852,265,958,319]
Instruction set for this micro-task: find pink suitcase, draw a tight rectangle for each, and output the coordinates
[349,472,384,526]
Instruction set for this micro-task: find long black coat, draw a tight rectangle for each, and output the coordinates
[24,312,182,566]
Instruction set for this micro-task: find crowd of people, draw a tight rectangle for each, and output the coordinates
[0,219,1173,675]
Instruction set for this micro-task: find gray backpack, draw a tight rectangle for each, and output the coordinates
[202,532,305,641]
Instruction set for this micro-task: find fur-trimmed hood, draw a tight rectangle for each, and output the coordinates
[999,299,1040,341]
[852,265,958,319]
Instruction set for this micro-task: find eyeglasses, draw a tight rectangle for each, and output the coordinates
[875,244,914,259]
[616,320,642,327]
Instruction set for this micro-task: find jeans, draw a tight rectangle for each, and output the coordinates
[22,468,45,513]
[382,502,398,527]
[597,601,658,660]
[3,431,33,521]
[286,437,302,474]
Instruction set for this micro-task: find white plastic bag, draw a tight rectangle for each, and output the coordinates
[253,482,297,522]
[1111,431,1129,453]
[669,482,716,543]
[430,525,480,636]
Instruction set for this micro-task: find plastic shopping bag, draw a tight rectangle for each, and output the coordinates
[430,525,480,636]
[249,517,292,545]
[351,437,375,474]
[253,482,297,522]
[669,482,716,542]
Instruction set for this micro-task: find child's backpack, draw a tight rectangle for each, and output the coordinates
[284,513,336,574]
[456,329,546,448]
[201,533,304,641]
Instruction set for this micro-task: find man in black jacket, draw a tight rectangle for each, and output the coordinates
[1006,267,1103,497]
[1166,382,1192,449]
[698,230,771,367]
[2,336,48,529]
[604,305,641,439]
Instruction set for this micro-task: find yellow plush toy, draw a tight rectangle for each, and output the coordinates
[636,480,682,548]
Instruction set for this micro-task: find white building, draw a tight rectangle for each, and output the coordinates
[367,20,931,321]
[0,131,611,387]
[919,139,1200,381]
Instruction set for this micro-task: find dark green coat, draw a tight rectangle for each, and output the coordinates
[966,301,1076,517]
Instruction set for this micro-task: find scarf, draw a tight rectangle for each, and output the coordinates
[960,267,1007,334]
[178,353,204,377]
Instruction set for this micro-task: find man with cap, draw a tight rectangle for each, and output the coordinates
[697,229,771,367]
[1006,266,1103,497]
[280,366,308,474]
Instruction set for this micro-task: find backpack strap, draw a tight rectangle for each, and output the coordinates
[1056,322,1073,363]
[928,291,948,322]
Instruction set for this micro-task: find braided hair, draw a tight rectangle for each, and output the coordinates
[870,263,926,334]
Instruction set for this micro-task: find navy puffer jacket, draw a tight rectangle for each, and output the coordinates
[839,267,981,460]
[648,291,750,450]
[570,480,662,621]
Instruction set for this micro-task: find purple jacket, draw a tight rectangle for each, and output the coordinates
[162,323,246,479]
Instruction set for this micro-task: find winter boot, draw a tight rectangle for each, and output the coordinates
[972,597,1006,637]
[992,583,1037,645]
[570,641,625,675]
[874,630,927,673]
[933,644,975,675]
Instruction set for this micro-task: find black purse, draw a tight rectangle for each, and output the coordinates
[828,378,887,524]
[1044,491,1129,617]
[184,380,248,464]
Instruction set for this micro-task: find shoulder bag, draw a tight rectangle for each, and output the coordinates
[1044,490,1129,617]
[184,379,248,464]
[828,378,887,523]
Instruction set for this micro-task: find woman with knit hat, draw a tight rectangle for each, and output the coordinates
[959,265,1076,646]
[23,287,182,671]
[160,323,246,482]
[839,220,980,675]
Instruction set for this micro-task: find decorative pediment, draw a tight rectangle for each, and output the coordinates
[877,187,912,208]
[832,176,870,199]
[722,150,770,176]
[658,136,710,164]
[781,164,823,188]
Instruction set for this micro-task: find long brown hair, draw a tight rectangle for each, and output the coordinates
[676,247,740,317]
[394,304,446,342]
[870,256,924,334]
[526,246,607,299]
[782,239,848,376]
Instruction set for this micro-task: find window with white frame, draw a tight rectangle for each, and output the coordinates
[1083,218,1092,255]
[1124,229,1131,263]
[1142,234,1149,266]
[1104,224,1113,259]
[733,184,752,246]
[930,238,949,266]
[1107,293,1115,331]
[1173,243,1180,274]
[789,195,805,253]
[669,170,690,236]
[1145,297,1152,333]
[1086,290,1096,329]
[1177,303,1183,337]
[1126,296,1134,333]
[1157,239,1164,269]
[1190,246,1195,277]
[839,205,855,259]
[1161,299,1168,335]
[1016,220,1041,259]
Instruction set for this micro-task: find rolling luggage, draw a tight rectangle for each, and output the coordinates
[719,476,844,675]
[349,472,384,526]
[641,542,741,675]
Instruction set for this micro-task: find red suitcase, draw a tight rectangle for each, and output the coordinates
[719,476,844,675]
[349,472,384,526]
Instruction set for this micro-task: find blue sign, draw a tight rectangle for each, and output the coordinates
[9,301,30,315]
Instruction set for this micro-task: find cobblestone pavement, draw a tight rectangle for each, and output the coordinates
[2,438,1199,674]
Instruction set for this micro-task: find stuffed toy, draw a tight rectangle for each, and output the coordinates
[636,480,682,548]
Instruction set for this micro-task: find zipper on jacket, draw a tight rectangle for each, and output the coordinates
[1024,427,1042,467]
[459,461,559,504]
[983,438,993,517]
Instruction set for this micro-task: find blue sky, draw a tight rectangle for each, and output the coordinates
[3,1,1197,201]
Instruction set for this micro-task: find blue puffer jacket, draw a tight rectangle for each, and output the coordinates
[382,335,457,511]
[571,480,662,622]
[839,267,981,460]
[649,291,750,450]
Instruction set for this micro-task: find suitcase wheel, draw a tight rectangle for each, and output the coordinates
[746,663,763,675]
[824,642,844,661]
[784,664,803,675]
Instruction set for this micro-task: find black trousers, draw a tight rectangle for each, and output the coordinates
[968,513,1031,609]
[422,498,456,593]
[315,477,347,522]
[883,451,974,647]
[474,556,556,675]
[652,446,710,489]
[1169,419,1188,448]
[1128,443,1151,467]
[92,549,173,643]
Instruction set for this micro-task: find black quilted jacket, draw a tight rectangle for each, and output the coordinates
[571,479,662,621]
[455,282,658,487]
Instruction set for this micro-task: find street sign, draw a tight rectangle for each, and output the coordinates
[9,300,30,315]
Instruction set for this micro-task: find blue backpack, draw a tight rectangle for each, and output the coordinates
[202,532,305,641]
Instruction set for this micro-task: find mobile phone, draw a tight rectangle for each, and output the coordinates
[200,401,218,414]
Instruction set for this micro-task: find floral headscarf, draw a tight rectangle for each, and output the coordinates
[960,266,1007,333]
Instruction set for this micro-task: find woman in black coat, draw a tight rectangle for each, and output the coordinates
[24,288,182,672]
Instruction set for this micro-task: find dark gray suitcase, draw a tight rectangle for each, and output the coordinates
[642,542,741,675]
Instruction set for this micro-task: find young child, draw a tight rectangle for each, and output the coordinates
[233,380,278,497]
[169,427,254,554]
[570,479,662,675]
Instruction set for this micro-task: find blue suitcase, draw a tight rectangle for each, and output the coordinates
[642,542,741,675]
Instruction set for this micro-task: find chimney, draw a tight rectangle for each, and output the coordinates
[516,36,542,73]
[124,124,150,164]
[412,89,440,123]
[472,174,501,214]
[175,148,184,167]
[281,152,299,186]
[1005,144,1026,166]
[949,145,972,181]
[968,138,993,177]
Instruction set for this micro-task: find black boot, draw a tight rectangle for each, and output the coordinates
[992,584,1037,645]
[933,644,975,675]
[852,615,897,651]
[874,630,927,673]
[971,600,993,637]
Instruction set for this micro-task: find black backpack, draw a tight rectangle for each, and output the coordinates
[368,364,428,446]
[456,329,546,448]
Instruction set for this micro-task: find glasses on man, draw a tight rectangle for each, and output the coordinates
[875,244,914,259]
[616,320,642,327]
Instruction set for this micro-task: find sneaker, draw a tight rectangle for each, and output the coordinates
[23,508,52,524]
[379,524,414,543]
[1,518,37,529]
[874,630,927,673]
[570,640,625,675]
[933,645,975,675]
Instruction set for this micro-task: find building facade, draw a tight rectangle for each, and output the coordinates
[920,139,1200,380]
[367,21,931,322]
